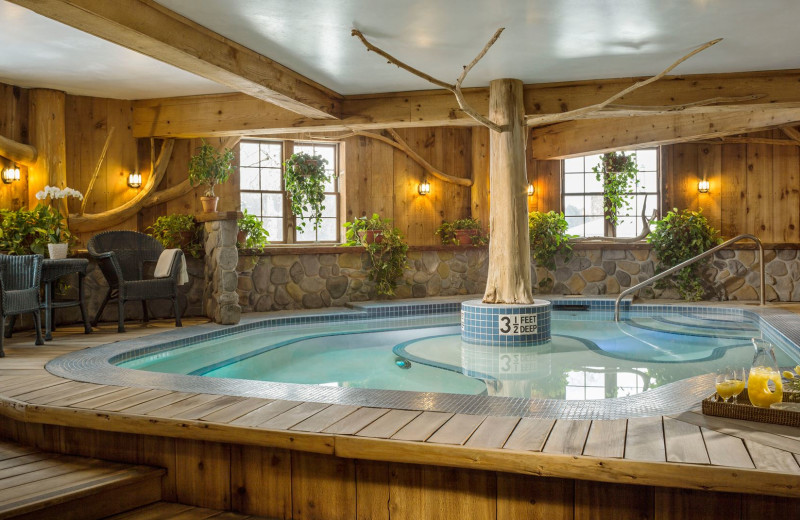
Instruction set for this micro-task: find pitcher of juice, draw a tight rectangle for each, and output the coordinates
[748,339,783,408]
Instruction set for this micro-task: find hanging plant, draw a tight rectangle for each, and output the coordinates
[284,152,332,234]
[648,208,721,301]
[592,152,639,233]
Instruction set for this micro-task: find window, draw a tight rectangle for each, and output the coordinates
[239,140,339,243]
[562,149,658,238]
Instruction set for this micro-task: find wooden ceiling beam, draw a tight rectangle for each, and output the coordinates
[131,69,800,138]
[9,0,342,119]
[529,107,800,159]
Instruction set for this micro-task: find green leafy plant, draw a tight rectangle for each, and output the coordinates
[592,152,639,233]
[0,205,74,255]
[648,208,721,301]
[343,213,409,296]
[284,152,332,234]
[237,210,270,251]
[528,211,575,279]
[436,217,488,246]
[148,214,202,258]
[188,140,235,197]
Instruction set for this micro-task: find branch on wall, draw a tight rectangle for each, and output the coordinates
[352,28,503,132]
[0,133,37,167]
[525,39,723,127]
[79,127,116,215]
[316,129,473,187]
[68,138,175,232]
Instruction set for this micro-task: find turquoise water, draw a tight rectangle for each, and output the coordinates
[119,310,799,400]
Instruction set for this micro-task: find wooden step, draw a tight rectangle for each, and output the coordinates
[105,502,273,519]
[0,440,164,520]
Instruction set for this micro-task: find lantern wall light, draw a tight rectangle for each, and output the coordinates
[418,179,431,195]
[127,172,142,189]
[698,180,710,193]
[2,166,20,184]
[527,184,535,197]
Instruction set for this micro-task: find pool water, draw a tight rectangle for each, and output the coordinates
[119,309,799,401]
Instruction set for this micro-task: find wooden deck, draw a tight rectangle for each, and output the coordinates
[0,317,799,518]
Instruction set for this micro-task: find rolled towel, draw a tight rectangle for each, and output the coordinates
[154,248,189,285]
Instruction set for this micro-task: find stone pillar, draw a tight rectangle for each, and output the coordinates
[198,211,241,324]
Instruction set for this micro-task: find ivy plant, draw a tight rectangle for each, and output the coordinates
[284,152,332,234]
[648,208,721,301]
[529,211,576,287]
[343,213,409,296]
[237,210,270,251]
[435,217,488,246]
[148,214,202,258]
[592,152,639,233]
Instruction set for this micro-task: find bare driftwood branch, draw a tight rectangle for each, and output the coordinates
[571,195,657,244]
[526,39,723,127]
[70,138,174,232]
[79,127,116,215]
[352,28,503,132]
[601,94,766,114]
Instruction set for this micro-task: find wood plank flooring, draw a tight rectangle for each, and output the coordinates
[2,318,800,498]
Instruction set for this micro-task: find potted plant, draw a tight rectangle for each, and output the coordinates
[592,152,639,236]
[648,208,721,300]
[188,140,235,213]
[33,185,83,259]
[436,217,488,246]
[148,214,202,258]
[237,210,270,251]
[343,213,409,296]
[283,152,333,237]
[529,211,575,288]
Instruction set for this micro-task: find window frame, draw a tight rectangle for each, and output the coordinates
[561,148,660,238]
[239,138,340,244]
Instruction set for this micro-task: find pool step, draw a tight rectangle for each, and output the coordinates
[0,439,164,520]
[104,502,273,519]
[625,316,756,340]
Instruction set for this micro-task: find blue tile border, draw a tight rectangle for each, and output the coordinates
[44,297,800,420]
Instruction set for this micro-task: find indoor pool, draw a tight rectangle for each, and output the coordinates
[117,305,800,401]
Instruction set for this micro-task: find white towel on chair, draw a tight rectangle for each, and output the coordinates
[154,249,189,285]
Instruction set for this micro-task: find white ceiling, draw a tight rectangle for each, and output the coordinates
[1,0,799,101]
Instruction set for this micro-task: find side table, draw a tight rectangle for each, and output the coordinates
[41,258,92,340]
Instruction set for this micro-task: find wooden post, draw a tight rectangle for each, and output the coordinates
[483,79,533,304]
[28,89,67,210]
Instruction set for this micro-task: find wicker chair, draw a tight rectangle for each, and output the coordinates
[87,231,184,333]
[0,254,45,357]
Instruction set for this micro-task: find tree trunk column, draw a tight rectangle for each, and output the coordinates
[483,78,533,304]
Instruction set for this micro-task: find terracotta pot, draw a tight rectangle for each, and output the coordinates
[358,229,384,245]
[200,196,219,212]
[237,230,248,245]
[455,229,479,246]
[177,231,195,249]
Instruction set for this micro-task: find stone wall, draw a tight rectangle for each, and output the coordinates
[235,247,489,312]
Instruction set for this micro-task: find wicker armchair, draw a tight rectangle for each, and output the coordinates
[0,254,44,357]
[87,231,184,333]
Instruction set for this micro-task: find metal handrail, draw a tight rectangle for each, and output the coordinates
[614,234,766,321]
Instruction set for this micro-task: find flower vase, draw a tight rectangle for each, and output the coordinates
[47,243,68,259]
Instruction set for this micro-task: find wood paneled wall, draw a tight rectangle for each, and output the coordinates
[663,131,800,242]
[0,84,29,211]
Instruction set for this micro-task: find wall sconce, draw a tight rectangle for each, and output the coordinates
[2,166,20,184]
[418,179,431,195]
[698,180,710,193]
[527,184,535,197]
[127,172,142,189]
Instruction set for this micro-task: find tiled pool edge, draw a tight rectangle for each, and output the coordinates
[45,297,800,420]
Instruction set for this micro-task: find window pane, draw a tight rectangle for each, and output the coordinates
[261,167,282,191]
[587,195,604,215]
[619,195,636,216]
[323,171,336,192]
[635,149,658,171]
[584,154,602,171]
[296,217,337,242]
[321,194,338,218]
[564,196,584,216]
[585,387,605,400]
[616,217,636,237]
[563,174,584,193]
[262,143,282,167]
[585,172,603,193]
[263,217,283,242]
[563,157,584,173]
[240,142,260,168]
[639,171,657,191]
[240,167,260,190]
[241,192,261,215]
[262,193,283,217]
[585,216,605,236]
[318,218,338,241]
[566,217,584,236]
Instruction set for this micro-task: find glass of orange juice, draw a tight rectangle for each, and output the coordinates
[715,368,745,403]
